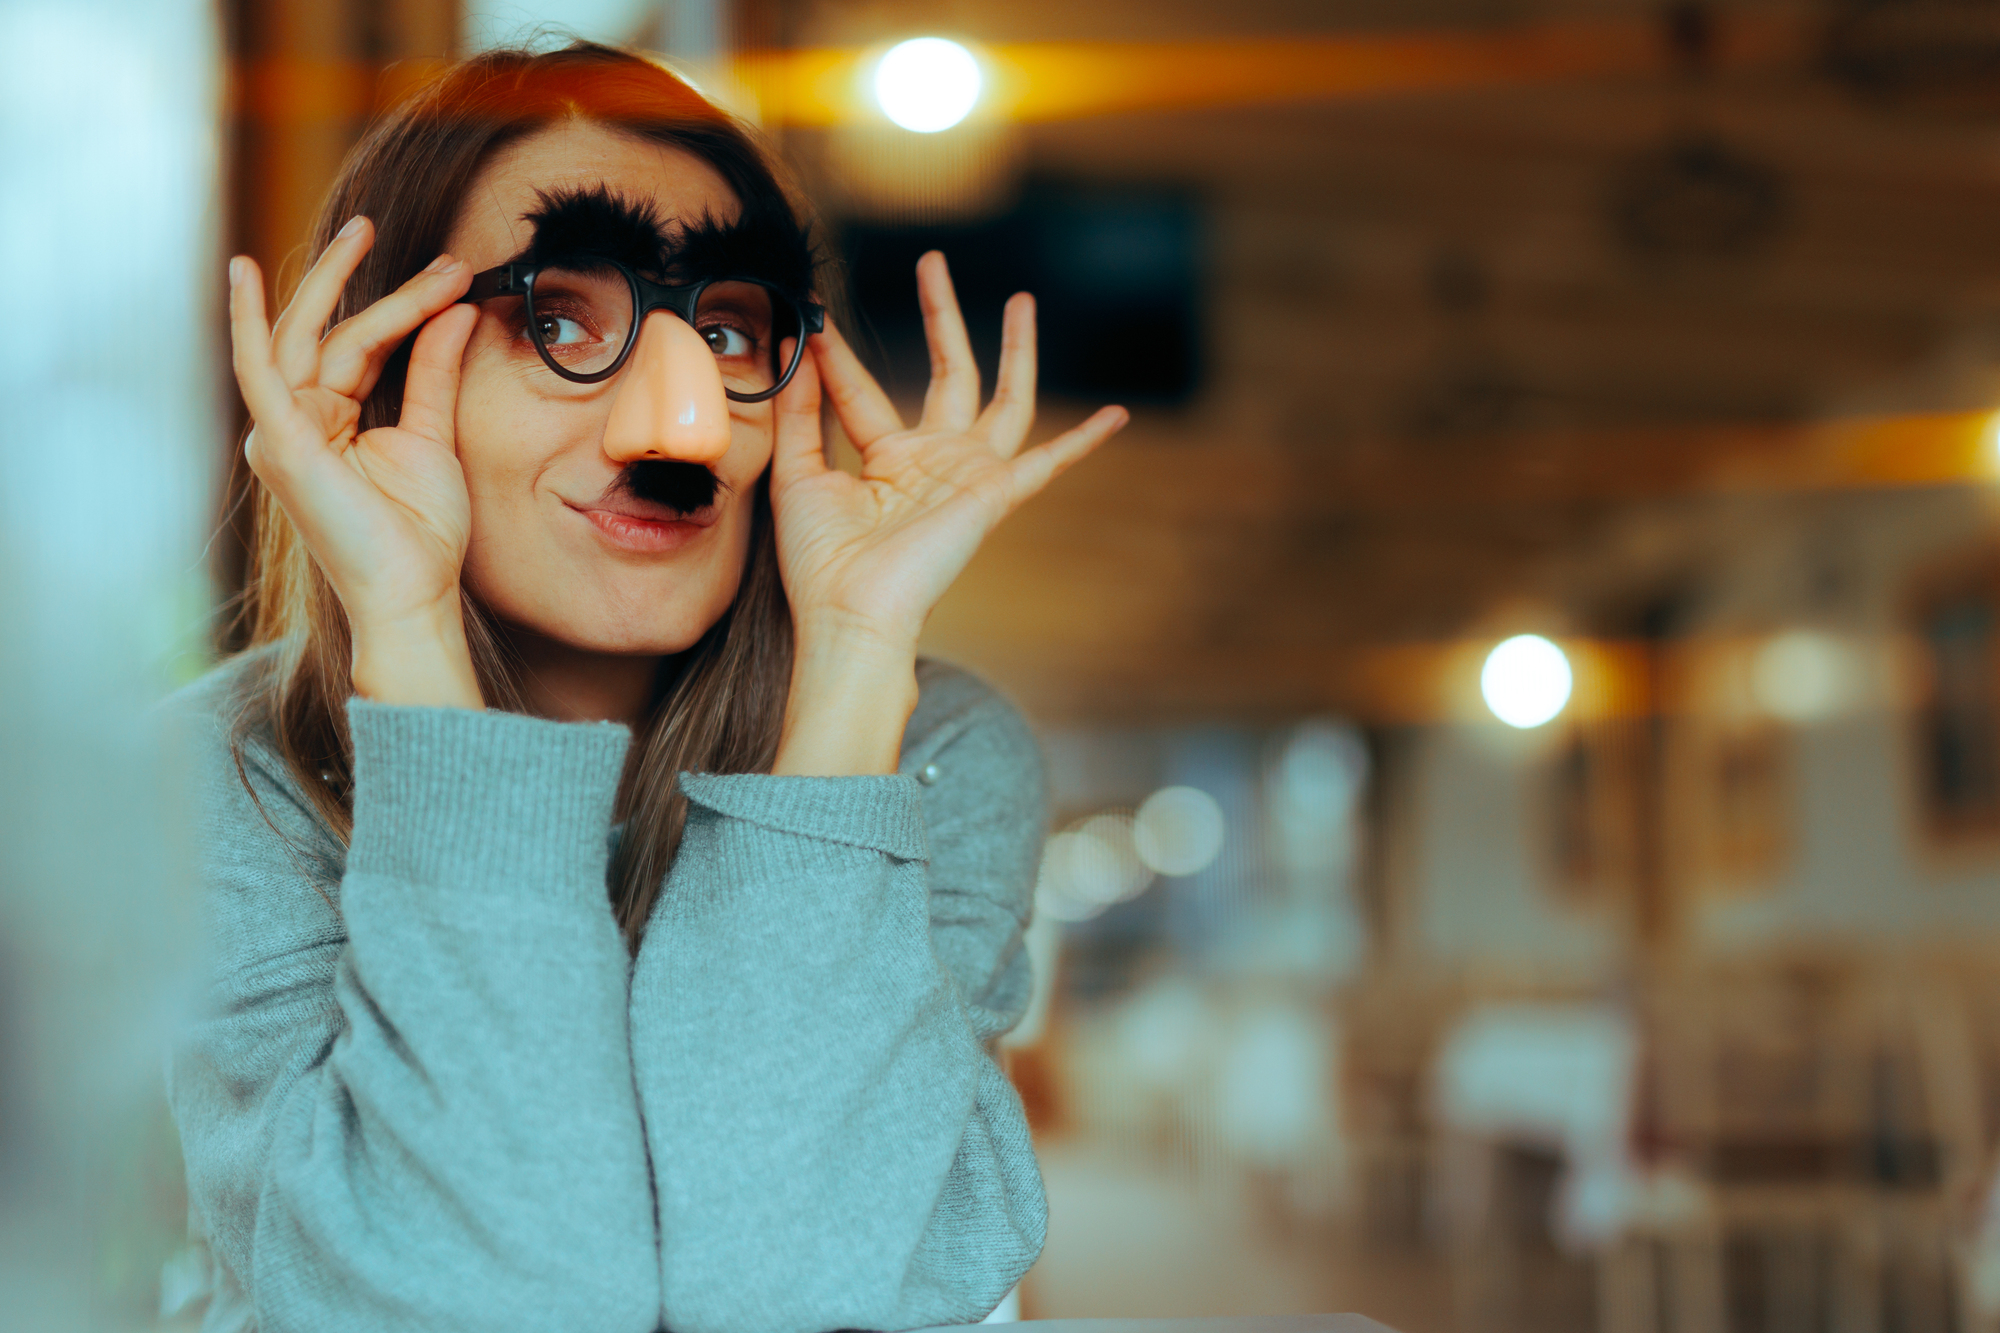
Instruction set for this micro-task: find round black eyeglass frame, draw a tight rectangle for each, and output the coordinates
[459,261,825,403]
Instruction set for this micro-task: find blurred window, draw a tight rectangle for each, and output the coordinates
[1546,723,1635,905]
[1706,726,1789,880]
[1916,581,2000,839]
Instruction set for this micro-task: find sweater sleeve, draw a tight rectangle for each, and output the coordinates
[629,671,1048,1333]
[166,690,660,1333]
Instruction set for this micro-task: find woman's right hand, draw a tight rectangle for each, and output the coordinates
[229,216,486,708]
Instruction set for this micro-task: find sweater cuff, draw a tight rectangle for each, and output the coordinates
[347,700,632,896]
[676,773,929,861]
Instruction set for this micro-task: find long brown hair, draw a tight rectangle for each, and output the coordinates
[236,43,805,942]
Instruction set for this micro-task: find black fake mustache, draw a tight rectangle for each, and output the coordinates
[622,459,722,513]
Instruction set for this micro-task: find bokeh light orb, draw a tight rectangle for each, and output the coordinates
[1034,815,1152,923]
[1133,786,1226,877]
[874,38,981,133]
[1078,813,1153,903]
[1480,634,1573,729]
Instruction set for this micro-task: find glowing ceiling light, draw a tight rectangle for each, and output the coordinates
[874,37,981,132]
[1481,634,1573,729]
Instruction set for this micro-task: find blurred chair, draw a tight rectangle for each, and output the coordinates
[1600,951,1978,1333]
[1644,957,1871,1333]
[1338,973,1467,1251]
[1909,948,2000,1333]
[1430,999,1638,1333]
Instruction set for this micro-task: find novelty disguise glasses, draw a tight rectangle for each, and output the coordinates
[461,260,825,402]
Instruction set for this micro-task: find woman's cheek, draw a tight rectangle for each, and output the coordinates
[722,406,777,482]
[451,364,570,604]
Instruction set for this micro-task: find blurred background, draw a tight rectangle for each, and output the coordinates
[22,0,2000,1329]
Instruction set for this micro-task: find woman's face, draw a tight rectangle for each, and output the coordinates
[444,121,773,657]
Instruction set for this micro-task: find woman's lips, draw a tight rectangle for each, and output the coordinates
[569,502,719,553]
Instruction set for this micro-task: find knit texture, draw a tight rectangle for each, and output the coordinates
[164,649,1048,1333]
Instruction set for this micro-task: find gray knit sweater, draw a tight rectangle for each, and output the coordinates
[163,647,1048,1333]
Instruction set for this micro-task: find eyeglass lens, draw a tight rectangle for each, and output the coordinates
[528,265,802,394]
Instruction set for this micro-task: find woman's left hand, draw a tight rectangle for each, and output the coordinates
[771,251,1128,656]
[765,251,1127,775]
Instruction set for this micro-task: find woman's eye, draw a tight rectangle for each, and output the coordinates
[702,323,753,358]
[536,314,592,346]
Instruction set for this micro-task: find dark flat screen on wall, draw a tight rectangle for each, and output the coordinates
[839,184,1203,407]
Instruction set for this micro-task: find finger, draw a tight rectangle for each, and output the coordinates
[915,251,981,432]
[395,305,479,447]
[1003,406,1128,508]
[973,291,1037,457]
[771,337,829,490]
[810,318,902,446]
[227,257,297,436]
[320,254,472,399]
[271,215,371,387]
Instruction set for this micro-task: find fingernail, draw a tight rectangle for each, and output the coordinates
[421,253,456,275]
[227,256,245,286]
[338,215,366,240]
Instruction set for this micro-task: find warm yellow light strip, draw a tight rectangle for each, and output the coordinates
[1347,636,1655,727]
[733,15,1804,128]
[1819,409,1999,490]
[731,46,859,129]
[1683,409,2000,497]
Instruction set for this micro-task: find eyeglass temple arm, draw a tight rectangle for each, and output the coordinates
[458,264,532,304]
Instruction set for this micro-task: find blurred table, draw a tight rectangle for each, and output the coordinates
[922,1318,1399,1333]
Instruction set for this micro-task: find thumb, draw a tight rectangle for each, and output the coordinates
[396,305,479,447]
[770,337,827,490]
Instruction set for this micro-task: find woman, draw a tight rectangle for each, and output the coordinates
[168,41,1125,1333]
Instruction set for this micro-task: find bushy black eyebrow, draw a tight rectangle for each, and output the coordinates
[522,184,668,274]
[669,208,818,295]
[519,184,819,295]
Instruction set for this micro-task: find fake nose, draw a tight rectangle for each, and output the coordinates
[601,310,731,464]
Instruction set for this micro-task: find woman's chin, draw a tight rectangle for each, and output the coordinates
[538,620,709,658]
[465,566,730,658]
[478,603,711,660]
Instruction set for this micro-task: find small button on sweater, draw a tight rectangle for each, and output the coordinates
[163,646,1048,1333]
